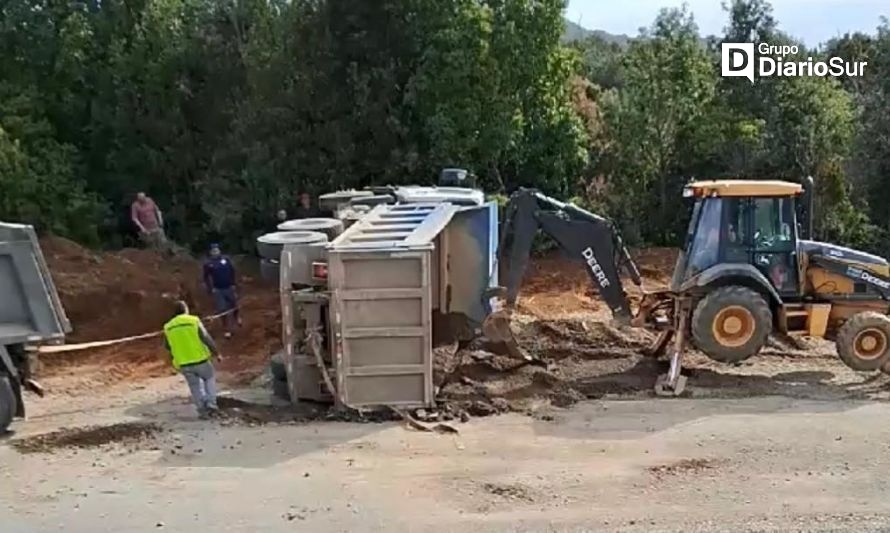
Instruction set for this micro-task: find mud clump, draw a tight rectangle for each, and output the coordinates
[648,458,719,478]
[482,482,535,502]
[215,397,401,426]
[12,422,163,454]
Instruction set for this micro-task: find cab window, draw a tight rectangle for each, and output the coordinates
[753,197,795,251]
[687,198,722,274]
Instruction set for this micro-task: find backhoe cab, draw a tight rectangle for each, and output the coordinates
[486,178,890,397]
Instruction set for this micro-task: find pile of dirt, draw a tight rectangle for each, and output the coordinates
[429,248,684,414]
[11,422,163,454]
[435,315,657,415]
[38,237,281,392]
[41,236,204,342]
[515,247,676,319]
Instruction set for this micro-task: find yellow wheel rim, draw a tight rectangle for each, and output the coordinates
[712,305,756,348]
[853,328,888,360]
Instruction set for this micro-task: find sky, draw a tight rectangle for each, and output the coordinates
[566,0,888,47]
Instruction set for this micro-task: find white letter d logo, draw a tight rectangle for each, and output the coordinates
[722,43,755,83]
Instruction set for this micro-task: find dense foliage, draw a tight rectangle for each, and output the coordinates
[0,0,887,254]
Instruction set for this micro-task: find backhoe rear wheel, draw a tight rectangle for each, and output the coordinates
[691,286,772,364]
[835,312,890,371]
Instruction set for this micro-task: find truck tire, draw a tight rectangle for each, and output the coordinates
[835,312,890,371]
[259,259,279,283]
[0,376,16,433]
[692,286,772,364]
[272,377,290,401]
[270,352,287,381]
[256,231,327,261]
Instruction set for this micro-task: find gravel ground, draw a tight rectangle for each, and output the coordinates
[3,374,890,532]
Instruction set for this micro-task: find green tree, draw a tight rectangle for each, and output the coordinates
[599,7,716,243]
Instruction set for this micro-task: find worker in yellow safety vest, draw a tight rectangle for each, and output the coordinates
[163,301,224,419]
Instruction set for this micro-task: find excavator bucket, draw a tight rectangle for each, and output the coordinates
[481,309,541,363]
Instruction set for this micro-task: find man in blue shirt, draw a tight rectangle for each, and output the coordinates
[203,243,241,338]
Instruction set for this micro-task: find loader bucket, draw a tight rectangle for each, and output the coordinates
[481,309,537,363]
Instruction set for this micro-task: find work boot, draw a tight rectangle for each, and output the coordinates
[197,409,210,420]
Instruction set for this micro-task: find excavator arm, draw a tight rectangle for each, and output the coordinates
[483,189,680,392]
[496,189,642,322]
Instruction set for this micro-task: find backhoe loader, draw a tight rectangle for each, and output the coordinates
[484,178,890,395]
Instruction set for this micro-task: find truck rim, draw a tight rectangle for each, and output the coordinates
[712,305,756,348]
[853,328,888,360]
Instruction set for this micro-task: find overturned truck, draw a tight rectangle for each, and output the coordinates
[269,189,498,409]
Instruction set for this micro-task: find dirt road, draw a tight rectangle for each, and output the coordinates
[3,376,890,532]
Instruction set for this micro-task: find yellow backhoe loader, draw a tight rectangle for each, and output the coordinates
[484,178,890,395]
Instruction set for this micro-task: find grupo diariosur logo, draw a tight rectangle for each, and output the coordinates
[722,42,867,82]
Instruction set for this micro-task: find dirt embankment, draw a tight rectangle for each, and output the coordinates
[515,247,677,319]
[38,237,281,393]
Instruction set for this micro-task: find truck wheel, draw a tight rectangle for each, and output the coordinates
[270,352,287,381]
[835,312,890,371]
[0,376,16,433]
[259,259,279,283]
[692,286,772,364]
[272,377,291,401]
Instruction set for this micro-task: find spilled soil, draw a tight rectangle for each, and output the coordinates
[11,422,163,454]
[432,246,890,416]
[212,397,400,426]
[433,313,890,416]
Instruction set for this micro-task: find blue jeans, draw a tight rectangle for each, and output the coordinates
[213,286,239,330]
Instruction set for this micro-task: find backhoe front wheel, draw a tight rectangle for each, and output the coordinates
[692,286,772,364]
[835,312,890,371]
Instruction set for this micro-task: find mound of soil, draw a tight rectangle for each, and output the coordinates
[41,236,204,342]
[38,237,280,392]
[434,315,657,414]
[515,247,676,319]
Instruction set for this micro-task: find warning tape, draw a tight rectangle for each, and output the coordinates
[35,309,237,355]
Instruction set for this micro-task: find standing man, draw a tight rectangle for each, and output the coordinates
[293,192,321,219]
[131,192,167,251]
[163,301,223,419]
[272,208,288,231]
[203,243,241,338]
